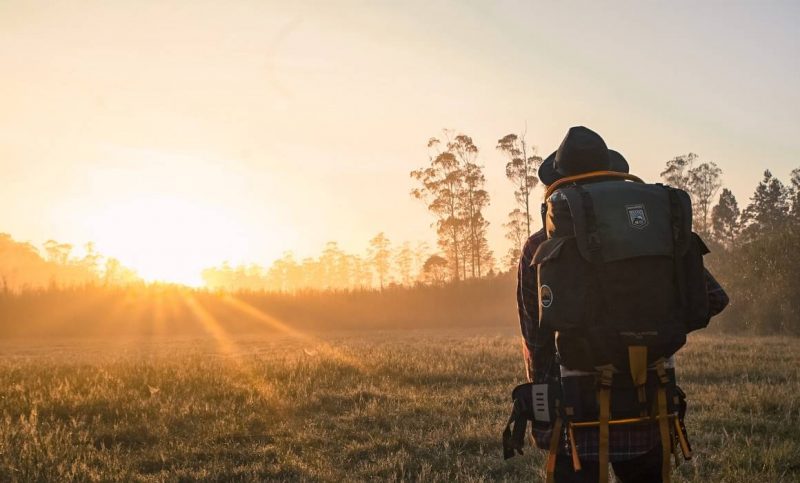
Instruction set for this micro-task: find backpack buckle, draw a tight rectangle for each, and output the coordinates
[596,365,614,388]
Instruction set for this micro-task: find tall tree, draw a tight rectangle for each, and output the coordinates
[711,188,741,247]
[43,240,73,265]
[394,242,414,286]
[320,241,347,290]
[687,161,723,235]
[411,131,489,282]
[368,232,392,290]
[452,135,491,278]
[421,254,448,285]
[411,136,463,281]
[268,252,299,292]
[660,153,698,191]
[497,132,542,237]
[790,168,800,224]
[503,208,528,270]
[662,154,724,234]
[348,254,373,289]
[413,241,430,284]
[741,170,791,240]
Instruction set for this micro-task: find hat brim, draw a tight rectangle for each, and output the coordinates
[538,149,629,186]
[538,151,559,186]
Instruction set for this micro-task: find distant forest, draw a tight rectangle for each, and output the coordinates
[0,129,798,334]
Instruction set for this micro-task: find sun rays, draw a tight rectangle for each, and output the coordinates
[174,290,366,406]
[219,294,367,371]
[4,280,367,399]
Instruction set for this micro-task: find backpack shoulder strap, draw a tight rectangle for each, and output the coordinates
[544,171,644,200]
[560,187,595,262]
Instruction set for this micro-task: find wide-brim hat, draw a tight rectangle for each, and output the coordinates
[538,126,629,186]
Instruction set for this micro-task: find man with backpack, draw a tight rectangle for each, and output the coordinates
[509,126,728,483]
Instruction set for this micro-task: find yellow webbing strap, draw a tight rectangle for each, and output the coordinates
[674,416,693,459]
[628,346,648,416]
[544,171,644,199]
[545,416,563,483]
[597,366,613,483]
[672,430,680,468]
[628,346,648,386]
[568,423,582,472]
[655,360,672,483]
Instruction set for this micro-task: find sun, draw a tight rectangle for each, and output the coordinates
[85,195,249,286]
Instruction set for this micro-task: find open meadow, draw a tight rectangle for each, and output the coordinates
[0,329,798,482]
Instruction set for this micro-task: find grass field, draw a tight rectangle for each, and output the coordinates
[0,329,798,482]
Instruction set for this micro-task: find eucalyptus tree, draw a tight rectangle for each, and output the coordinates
[412,131,490,281]
[497,132,541,238]
[503,208,528,270]
[450,134,491,278]
[394,241,414,286]
[660,153,698,192]
[688,161,723,235]
[368,232,392,290]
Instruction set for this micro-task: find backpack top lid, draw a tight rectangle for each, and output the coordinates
[545,180,692,264]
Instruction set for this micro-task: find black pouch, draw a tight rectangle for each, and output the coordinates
[534,237,598,331]
[502,382,560,459]
[683,233,711,332]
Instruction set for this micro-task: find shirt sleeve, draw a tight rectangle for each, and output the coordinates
[517,235,539,345]
[517,230,551,381]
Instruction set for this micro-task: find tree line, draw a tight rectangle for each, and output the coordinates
[0,234,138,291]
[651,153,799,332]
[201,236,448,292]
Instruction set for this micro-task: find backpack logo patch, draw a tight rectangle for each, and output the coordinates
[626,204,648,229]
[540,285,553,308]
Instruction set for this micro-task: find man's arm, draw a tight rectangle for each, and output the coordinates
[517,230,547,382]
[705,269,729,317]
[517,256,535,382]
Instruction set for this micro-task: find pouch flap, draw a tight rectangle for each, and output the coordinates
[560,181,679,263]
[691,232,710,255]
[531,237,568,266]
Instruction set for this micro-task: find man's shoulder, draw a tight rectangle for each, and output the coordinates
[521,229,547,262]
[524,229,547,249]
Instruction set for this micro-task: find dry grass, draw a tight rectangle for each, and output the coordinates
[0,330,798,482]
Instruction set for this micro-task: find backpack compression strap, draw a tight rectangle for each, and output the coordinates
[655,359,673,483]
[544,171,644,200]
[544,414,563,483]
[596,365,614,483]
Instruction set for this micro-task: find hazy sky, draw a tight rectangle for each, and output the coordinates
[1,1,798,283]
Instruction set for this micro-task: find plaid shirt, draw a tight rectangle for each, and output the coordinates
[517,228,729,461]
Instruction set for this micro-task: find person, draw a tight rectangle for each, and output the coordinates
[516,126,729,483]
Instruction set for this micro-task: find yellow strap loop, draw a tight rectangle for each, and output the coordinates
[545,417,563,483]
[628,346,649,416]
[568,423,582,472]
[628,346,648,387]
[674,416,693,460]
[544,171,644,200]
[598,385,611,483]
[655,361,672,483]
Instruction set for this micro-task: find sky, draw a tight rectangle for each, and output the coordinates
[0,0,798,284]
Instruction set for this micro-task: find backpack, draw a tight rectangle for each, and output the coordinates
[530,171,708,483]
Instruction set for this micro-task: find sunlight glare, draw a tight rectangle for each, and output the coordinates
[86,196,250,286]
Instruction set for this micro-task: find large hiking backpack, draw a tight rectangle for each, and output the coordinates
[534,173,710,371]
[529,171,709,483]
